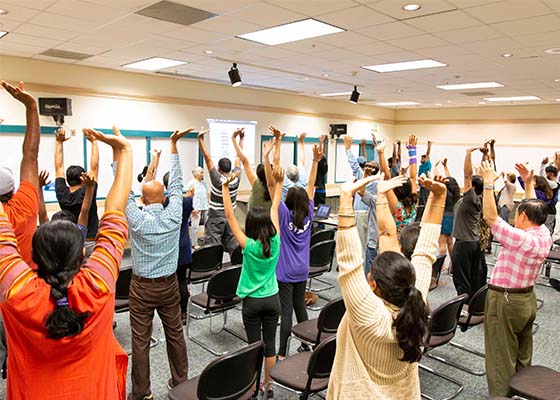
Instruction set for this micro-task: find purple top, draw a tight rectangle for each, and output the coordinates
[276,199,314,283]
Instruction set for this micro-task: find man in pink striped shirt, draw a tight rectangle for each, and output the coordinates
[478,160,552,397]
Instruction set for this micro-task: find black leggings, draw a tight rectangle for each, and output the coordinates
[176,264,189,313]
[452,239,487,303]
[278,281,308,356]
[242,294,280,358]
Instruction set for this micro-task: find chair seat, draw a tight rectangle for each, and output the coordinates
[309,266,329,278]
[291,319,319,343]
[191,293,241,311]
[115,298,129,312]
[509,365,560,400]
[546,250,560,262]
[458,305,484,328]
[270,352,329,393]
[168,375,254,400]
[188,270,216,283]
[426,332,455,349]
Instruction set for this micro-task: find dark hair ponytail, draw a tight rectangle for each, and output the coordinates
[32,220,90,339]
[245,206,276,258]
[393,286,429,362]
[285,187,309,230]
[371,251,429,363]
[256,164,270,202]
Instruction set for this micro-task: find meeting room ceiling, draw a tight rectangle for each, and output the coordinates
[0,0,559,108]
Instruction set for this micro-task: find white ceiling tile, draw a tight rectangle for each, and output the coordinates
[374,50,427,62]
[541,0,560,12]
[357,41,403,56]
[69,28,154,49]
[311,48,359,62]
[0,18,25,32]
[405,10,483,33]
[491,14,560,36]
[318,5,395,30]
[0,32,61,48]
[112,14,187,35]
[268,0,357,17]
[463,0,553,24]
[278,39,335,54]
[513,30,560,47]
[213,37,265,52]
[414,44,476,60]
[0,40,44,55]
[191,15,264,35]
[0,0,56,10]
[366,0,456,20]
[315,31,375,47]
[0,3,41,21]
[168,0,261,14]
[55,41,110,56]
[227,3,305,27]
[83,0,155,12]
[433,25,504,44]
[161,27,229,43]
[358,21,424,41]
[463,37,521,56]
[242,46,303,60]
[45,0,128,23]
[385,34,450,51]
[14,23,80,41]
[27,12,105,32]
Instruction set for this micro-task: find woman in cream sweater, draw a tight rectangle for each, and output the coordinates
[327,174,446,400]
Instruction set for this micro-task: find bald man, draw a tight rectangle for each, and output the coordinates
[124,129,192,400]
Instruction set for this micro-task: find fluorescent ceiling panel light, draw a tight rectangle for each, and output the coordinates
[123,57,186,71]
[545,48,560,54]
[376,101,419,106]
[437,82,504,91]
[0,31,7,39]
[483,96,540,102]
[319,91,352,97]
[237,19,344,46]
[362,59,446,73]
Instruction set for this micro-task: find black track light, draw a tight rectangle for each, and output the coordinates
[229,63,242,87]
[349,86,360,104]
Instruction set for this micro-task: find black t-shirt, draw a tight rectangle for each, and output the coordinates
[55,177,99,238]
[315,157,328,190]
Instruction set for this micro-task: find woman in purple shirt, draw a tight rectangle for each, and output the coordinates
[265,134,323,359]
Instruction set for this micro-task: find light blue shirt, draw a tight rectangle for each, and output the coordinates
[282,170,307,201]
[126,154,184,278]
[347,149,376,211]
[187,178,208,211]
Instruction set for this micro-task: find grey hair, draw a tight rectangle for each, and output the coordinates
[286,165,299,183]
[192,166,204,177]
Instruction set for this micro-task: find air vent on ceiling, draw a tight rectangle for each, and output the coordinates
[39,49,93,60]
[460,91,495,97]
[135,1,216,27]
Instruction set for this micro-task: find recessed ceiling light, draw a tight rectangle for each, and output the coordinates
[237,18,344,46]
[501,53,513,58]
[435,103,442,106]
[376,101,419,106]
[437,82,504,90]
[319,91,352,97]
[555,79,560,82]
[402,4,421,11]
[556,99,560,102]
[122,57,186,71]
[0,31,7,39]
[322,73,329,77]
[484,96,540,102]
[545,48,560,55]
[362,59,446,73]
[0,9,8,15]
[204,50,213,54]
[479,101,486,105]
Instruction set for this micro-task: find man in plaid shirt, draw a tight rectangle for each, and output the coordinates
[478,160,552,397]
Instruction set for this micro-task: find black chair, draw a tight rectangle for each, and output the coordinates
[310,229,335,248]
[186,266,246,356]
[508,365,560,400]
[430,254,446,291]
[540,240,560,287]
[266,335,336,400]
[222,245,243,268]
[114,268,158,352]
[307,239,336,310]
[168,341,265,400]
[186,243,223,289]
[287,297,345,355]
[420,293,469,400]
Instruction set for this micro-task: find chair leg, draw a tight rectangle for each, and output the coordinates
[419,363,464,400]
[308,277,335,293]
[449,341,485,358]
[150,336,158,348]
[222,310,247,343]
[425,349,486,376]
[532,321,539,335]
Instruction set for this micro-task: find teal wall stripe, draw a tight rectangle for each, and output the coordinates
[94,128,198,139]
[0,124,58,134]
[146,136,151,164]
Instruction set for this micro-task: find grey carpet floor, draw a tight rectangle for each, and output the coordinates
[1,249,560,399]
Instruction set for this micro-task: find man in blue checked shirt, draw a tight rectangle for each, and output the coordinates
[125,128,192,400]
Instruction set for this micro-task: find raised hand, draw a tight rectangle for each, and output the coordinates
[515,162,533,183]
[263,138,275,158]
[542,156,549,165]
[1,80,36,107]
[83,129,96,143]
[56,128,70,143]
[39,170,51,187]
[232,128,244,140]
[312,143,322,161]
[407,134,417,148]
[171,128,194,143]
[442,158,447,166]
[363,163,381,178]
[297,132,306,143]
[150,149,162,158]
[418,175,447,196]
[479,146,489,155]
[222,170,240,187]
[377,174,407,194]
[197,127,209,139]
[343,134,352,150]
[319,134,328,144]
[376,138,386,153]
[80,172,95,186]
[360,138,366,146]
[466,147,479,153]
[476,160,499,184]
[371,132,377,147]
[340,175,377,198]
[272,165,284,183]
[268,125,284,140]
[84,126,129,149]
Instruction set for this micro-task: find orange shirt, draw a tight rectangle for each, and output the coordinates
[0,212,129,400]
[2,181,39,268]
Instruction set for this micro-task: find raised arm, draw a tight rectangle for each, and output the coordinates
[197,127,214,170]
[145,149,161,183]
[235,129,242,170]
[321,134,328,157]
[38,170,51,225]
[441,158,451,177]
[2,81,40,188]
[86,132,99,181]
[268,126,283,167]
[78,172,95,227]
[271,166,284,233]
[425,140,432,161]
[54,128,69,179]
[222,172,246,248]
[477,161,500,227]
[488,139,496,167]
[377,139,391,181]
[306,144,321,199]
[407,134,418,193]
[433,160,441,177]
[377,175,408,253]
[360,138,367,160]
[463,147,477,192]
[263,138,276,200]
[232,128,257,185]
[419,175,447,225]
[516,163,537,200]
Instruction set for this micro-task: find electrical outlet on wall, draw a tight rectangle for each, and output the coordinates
[71,129,76,136]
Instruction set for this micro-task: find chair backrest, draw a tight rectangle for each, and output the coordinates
[430,254,446,291]
[115,268,133,300]
[191,243,223,273]
[206,266,242,302]
[310,240,336,270]
[230,245,243,265]
[197,341,265,400]
[316,297,346,343]
[467,285,488,317]
[310,229,335,248]
[306,335,337,384]
[429,293,468,338]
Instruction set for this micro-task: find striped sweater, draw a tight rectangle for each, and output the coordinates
[327,223,439,400]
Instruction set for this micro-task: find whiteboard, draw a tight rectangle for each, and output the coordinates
[86,137,147,198]
[208,119,256,167]
[335,141,360,183]
[150,138,199,189]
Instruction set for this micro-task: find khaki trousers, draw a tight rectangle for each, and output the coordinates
[484,288,536,397]
[129,275,188,398]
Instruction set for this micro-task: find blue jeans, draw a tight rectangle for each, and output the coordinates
[364,246,378,275]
